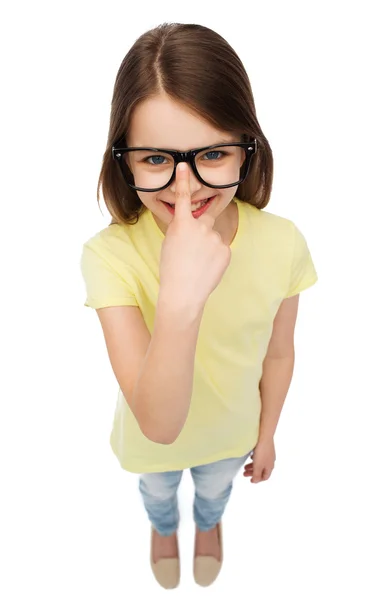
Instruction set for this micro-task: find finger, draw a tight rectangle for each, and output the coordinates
[173,162,192,220]
[251,469,263,481]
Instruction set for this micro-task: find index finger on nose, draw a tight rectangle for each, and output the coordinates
[173,162,192,219]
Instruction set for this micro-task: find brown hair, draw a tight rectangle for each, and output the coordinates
[97,22,273,225]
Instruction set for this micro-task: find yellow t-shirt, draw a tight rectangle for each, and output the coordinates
[80,197,318,473]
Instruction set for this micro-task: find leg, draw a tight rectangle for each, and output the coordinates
[191,452,251,586]
[139,470,183,536]
[190,453,251,531]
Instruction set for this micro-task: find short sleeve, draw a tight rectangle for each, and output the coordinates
[285,222,318,298]
[80,242,139,309]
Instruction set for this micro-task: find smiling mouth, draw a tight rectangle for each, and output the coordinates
[162,197,213,209]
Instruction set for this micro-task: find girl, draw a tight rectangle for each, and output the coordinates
[80,22,318,590]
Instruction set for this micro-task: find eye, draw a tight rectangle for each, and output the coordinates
[202,150,226,160]
[144,155,168,165]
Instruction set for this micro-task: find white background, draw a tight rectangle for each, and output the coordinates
[1,1,390,598]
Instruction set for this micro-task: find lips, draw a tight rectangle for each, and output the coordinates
[161,198,211,207]
[161,195,216,217]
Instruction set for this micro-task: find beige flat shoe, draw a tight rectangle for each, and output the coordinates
[150,527,180,589]
[194,521,223,587]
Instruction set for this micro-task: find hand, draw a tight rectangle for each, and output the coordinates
[243,437,276,483]
[159,163,232,309]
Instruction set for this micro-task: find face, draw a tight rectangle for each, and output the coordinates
[126,92,245,236]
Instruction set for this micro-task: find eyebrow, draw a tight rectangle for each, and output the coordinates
[132,138,239,150]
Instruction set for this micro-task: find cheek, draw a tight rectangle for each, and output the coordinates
[137,192,158,207]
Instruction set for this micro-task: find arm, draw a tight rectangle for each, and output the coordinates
[257,294,299,441]
[258,355,295,440]
[131,295,204,445]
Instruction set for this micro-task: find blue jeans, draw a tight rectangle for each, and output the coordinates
[138,452,251,536]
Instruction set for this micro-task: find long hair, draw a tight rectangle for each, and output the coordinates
[97,22,273,225]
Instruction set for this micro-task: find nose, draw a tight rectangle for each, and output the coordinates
[169,161,202,194]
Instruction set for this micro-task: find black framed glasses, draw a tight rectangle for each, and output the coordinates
[111,139,258,192]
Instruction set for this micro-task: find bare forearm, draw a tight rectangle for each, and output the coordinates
[131,296,204,445]
[258,354,295,441]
